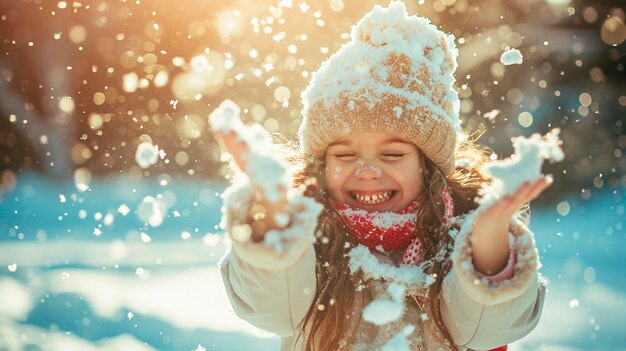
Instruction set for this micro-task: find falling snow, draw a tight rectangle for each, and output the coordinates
[363,283,406,326]
[482,128,564,201]
[0,0,623,349]
[135,142,160,169]
[500,48,523,65]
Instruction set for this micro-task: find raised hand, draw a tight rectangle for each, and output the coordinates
[209,100,290,240]
[470,176,552,275]
[214,130,251,173]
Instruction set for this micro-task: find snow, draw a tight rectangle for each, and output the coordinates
[171,53,226,100]
[209,100,291,203]
[0,324,159,351]
[261,192,321,252]
[137,195,168,227]
[218,166,321,252]
[386,282,405,302]
[355,160,383,177]
[481,128,564,202]
[483,109,500,121]
[393,106,403,118]
[123,72,139,93]
[338,207,415,229]
[273,212,290,227]
[363,298,403,326]
[140,232,152,243]
[0,0,622,348]
[117,204,130,216]
[300,1,461,135]
[347,245,435,289]
[0,173,624,349]
[363,283,405,326]
[153,70,169,87]
[381,325,415,351]
[500,48,523,65]
[298,2,309,13]
[246,154,290,203]
[135,142,159,169]
[208,100,243,133]
[0,277,31,320]
[454,158,473,169]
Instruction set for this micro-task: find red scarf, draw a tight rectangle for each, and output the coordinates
[333,189,454,266]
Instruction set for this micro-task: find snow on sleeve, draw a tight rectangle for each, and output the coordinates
[262,190,321,252]
[209,99,291,203]
[381,325,416,351]
[500,48,523,65]
[213,105,323,253]
[218,177,321,269]
[480,128,563,204]
[363,283,405,326]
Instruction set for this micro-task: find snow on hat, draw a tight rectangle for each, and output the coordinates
[298,1,461,174]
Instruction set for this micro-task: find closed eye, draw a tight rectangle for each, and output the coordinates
[381,153,404,160]
[335,153,358,161]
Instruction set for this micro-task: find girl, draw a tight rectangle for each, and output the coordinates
[214,2,549,350]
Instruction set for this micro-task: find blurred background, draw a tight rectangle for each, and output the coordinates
[0,0,624,350]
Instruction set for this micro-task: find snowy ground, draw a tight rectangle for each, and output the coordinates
[0,173,624,351]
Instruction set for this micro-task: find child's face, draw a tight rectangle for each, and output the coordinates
[324,132,424,212]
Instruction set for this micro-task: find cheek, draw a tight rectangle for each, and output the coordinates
[325,164,350,200]
[409,167,424,195]
[391,163,423,196]
[331,165,344,180]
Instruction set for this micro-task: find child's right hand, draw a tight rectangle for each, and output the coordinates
[213,130,252,174]
[209,101,290,241]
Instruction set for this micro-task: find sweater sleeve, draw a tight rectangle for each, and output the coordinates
[440,216,546,350]
[219,179,322,337]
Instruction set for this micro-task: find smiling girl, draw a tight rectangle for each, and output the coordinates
[213,2,548,350]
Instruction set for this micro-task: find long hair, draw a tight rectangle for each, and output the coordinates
[286,134,493,351]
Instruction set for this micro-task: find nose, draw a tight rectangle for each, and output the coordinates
[355,159,382,180]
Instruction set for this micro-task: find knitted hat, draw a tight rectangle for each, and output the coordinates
[298,1,461,174]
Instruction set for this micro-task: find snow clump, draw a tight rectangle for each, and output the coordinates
[500,48,523,65]
[363,283,405,326]
[209,99,291,203]
[481,128,564,203]
[381,325,416,351]
[137,195,168,227]
[348,245,435,289]
[135,142,159,169]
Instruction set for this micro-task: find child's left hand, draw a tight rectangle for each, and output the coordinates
[473,176,553,236]
[470,175,553,275]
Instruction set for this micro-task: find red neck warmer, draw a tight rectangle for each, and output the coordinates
[334,189,454,266]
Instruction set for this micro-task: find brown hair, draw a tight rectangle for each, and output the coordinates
[285,134,493,351]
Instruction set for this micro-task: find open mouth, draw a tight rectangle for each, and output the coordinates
[349,190,397,205]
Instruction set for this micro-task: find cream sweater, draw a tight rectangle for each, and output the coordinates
[219,181,546,351]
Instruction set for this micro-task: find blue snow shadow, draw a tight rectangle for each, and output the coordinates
[24,290,277,351]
